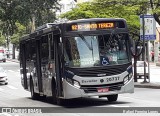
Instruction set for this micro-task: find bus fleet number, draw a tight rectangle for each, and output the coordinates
[106,77,120,82]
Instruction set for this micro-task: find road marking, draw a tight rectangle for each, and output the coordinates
[7,70,15,73]
[0,88,4,91]
[0,113,15,116]
[109,105,130,107]
[6,85,18,90]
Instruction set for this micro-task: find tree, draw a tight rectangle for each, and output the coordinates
[0,0,60,59]
[150,0,160,25]
[18,0,60,32]
[0,31,6,46]
[0,0,21,36]
[10,22,25,47]
[10,23,26,59]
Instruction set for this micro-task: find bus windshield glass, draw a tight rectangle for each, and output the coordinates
[64,33,130,67]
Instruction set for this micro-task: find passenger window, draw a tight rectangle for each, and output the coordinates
[30,41,36,60]
[49,34,54,60]
[41,35,49,59]
[25,42,30,60]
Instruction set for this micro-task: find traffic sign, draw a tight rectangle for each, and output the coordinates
[140,15,156,40]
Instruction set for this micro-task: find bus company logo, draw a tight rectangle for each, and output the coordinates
[97,73,106,77]
[81,79,97,83]
[100,79,104,83]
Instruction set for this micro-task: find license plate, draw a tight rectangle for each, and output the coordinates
[97,88,109,92]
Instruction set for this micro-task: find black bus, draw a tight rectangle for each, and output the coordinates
[20,18,134,105]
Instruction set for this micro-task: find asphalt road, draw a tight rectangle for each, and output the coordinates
[0,61,160,116]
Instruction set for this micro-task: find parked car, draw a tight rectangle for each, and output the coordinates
[0,53,6,62]
[0,67,8,85]
[134,61,149,79]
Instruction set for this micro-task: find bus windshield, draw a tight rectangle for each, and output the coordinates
[64,33,130,67]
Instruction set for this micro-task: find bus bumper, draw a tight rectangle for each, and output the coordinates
[63,77,134,99]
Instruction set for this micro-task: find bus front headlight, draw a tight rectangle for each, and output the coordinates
[123,76,129,85]
[66,78,80,88]
[66,78,74,85]
[123,73,133,85]
[73,80,80,88]
[128,73,133,80]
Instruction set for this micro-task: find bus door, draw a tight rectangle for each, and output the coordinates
[40,34,50,95]
[29,40,42,94]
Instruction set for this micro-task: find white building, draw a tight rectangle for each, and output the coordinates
[56,0,93,20]
[77,0,91,3]
[56,0,77,20]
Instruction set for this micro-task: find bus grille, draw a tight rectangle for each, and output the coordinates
[67,63,131,77]
[81,82,123,93]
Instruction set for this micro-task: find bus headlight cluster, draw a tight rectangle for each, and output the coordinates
[128,73,133,80]
[66,78,80,88]
[66,78,73,85]
[123,73,133,85]
[73,81,80,88]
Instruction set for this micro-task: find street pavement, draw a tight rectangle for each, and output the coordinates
[6,58,160,89]
[1,60,160,115]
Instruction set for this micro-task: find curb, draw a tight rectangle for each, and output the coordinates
[134,82,160,89]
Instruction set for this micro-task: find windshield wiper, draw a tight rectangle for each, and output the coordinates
[78,34,93,50]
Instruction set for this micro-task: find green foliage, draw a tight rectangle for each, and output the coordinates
[0,30,6,46]
[60,2,96,20]
[10,22,26,47]
[0,0,59,47]
[60,0,147,39]
[17,0,59,31]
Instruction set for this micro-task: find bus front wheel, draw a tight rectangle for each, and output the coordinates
[107,94,118,102]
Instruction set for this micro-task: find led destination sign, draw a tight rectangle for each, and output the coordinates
[66,20,126,32]
[71,22,114,31]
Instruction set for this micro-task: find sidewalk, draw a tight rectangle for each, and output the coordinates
[134,62,160,89]
[7,58,19,63]
[6,58,160,89]
[134,81,160,89]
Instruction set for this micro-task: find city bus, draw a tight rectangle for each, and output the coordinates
[19,18,134,105]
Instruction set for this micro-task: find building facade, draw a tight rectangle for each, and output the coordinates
[56,0,77,20]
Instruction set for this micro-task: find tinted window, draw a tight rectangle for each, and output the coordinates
[41,35,49,59]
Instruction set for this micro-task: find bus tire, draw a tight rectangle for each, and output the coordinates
[107,94,118,102]
[30,79,40,100]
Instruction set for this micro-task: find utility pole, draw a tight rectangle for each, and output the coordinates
[142,14,148,83]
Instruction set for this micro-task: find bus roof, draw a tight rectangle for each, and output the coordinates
[66,18,126,24]
[20,18,127,42]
